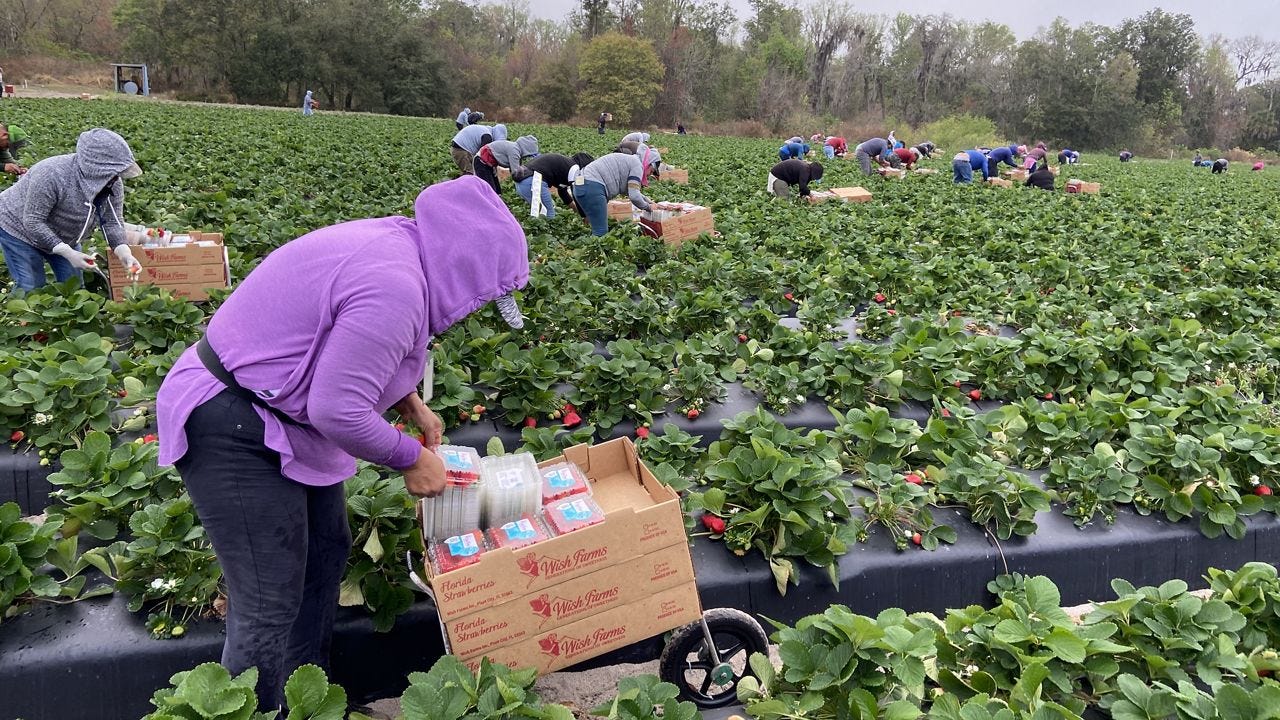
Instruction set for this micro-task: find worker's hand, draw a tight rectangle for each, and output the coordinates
[50,243,98,271]
[114,245,143,279]
[4,163,23,175]
[394,393,443,449]
[403,447,447,498]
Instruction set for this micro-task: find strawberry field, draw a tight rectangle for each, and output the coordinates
[2,98,1280,716]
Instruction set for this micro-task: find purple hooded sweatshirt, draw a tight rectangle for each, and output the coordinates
[156,176,529,486]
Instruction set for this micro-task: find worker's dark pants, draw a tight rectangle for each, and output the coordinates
[176,391,351,713]
[450,145,474,175]
[474,160,501,194]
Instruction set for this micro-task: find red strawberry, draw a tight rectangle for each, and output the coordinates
[524,416,537,428]
[563,402,576,413]
[142,433,158,444]
[117,389,128,398]
[887,309,897,315]
[702,514,726,534]
[1044,392,1054,400]
[1256,486,1273,497]
[968,389,982,401]
[33,332,48,343]
[394,422,406,431]
[635,426,650,439]
[953,381,962,388]
[873,292,886,303]
[941,408,952,418]
[472,404,485,415]
[458,410,469,421]
[904,472,923,485]
[912,532,922,545]
[737,334,748,343]
[562,410,582,427]
[784,293,794,301]
[687,408,700,420]
[10,430,23,443]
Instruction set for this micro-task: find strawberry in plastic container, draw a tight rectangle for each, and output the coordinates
[543,496,607,535]
[429,530,487,574]
[540,462,591,504]
[436,445,482,483]
[488,514,551,550]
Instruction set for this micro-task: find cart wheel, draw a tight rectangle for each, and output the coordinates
[658,608,768,709]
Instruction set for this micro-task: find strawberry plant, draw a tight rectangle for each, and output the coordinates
[0,332,116,450]
[0,279,112,345]
[478,341,576,425]
[339,465,424,632]
[693,412,855,593]
[85,497,222,639]
[0,502,66,619]
[636,423,703,477]
[516,424,597,461]
[572,339,667,429]
[933,452,1051,540]
[47,430,182,540]
[852,464,957,551]
[592,676,701,720]
[398,656,574,720]
[141,662,346,720]
[1045,442,1141,527]
[828,405,922,471]
[107,285,207,355]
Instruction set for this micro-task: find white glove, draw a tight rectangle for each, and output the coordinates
[50,243,97,271]
[114,245,143,278]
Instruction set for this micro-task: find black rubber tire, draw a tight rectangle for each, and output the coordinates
[658,607,768,709]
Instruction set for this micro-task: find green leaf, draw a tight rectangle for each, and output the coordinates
[361,528,384,563]
[1043,628,1087,664]
[283,664,330,716]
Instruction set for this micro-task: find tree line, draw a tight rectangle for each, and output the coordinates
[2,0,1278,151]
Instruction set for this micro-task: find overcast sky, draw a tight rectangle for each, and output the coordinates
[528,0,1280,42]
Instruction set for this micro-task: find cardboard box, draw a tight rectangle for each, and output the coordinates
[110,263,227,285]
[637,205,714,246]
[879,167,906,179]
[464,582,703,674]
[1049,166,1061,176]
[1065,179,1100,194]
[425,438,686,622]
[659,168,689,184]
[442,543,695,658]
[1002,169,1028,181]
[808,186,872,203]
[498,167,511,182]
[608,200,634,220]
[110,282,220,303]
[987,177,1013,188]
[126,237,226,268]
[913,168,938,175]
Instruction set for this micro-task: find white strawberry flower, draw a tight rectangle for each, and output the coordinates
[33,413,50,425]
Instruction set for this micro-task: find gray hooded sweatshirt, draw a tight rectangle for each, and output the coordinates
[622,132,650,144]
[483,135,540,170]
[0,128,137,252]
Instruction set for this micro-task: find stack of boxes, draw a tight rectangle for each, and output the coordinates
[108,230,230,302]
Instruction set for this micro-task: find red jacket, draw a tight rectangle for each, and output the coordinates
[825,137,847,154]
[893,147,916,164]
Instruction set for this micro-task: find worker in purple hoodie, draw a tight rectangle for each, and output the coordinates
[155,175,528,712]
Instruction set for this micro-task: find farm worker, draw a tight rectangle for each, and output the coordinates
[455,107,471,130]
[0,128,143,292]
[677,122,686,135]
[914,141,937,158]
[617,140,662,185]
[571,152,652,236]
[1058,148,1080,164]
[156,176,527,713]
[1193,152,1203,166]
[1025,160,1056,191]
[778,141,809,162]
[1253,161,1264,171]
[514,152,594,219]
[449,122,495,175]
[598,112,609,134]
[1212,158,1228,174]
[302,90,313,117]
[965,149,991,181]
[987,145,1022,171]
[853,137,889,176]
[767,159,823,199]
[621,131,650,144]
[891,146,920,170]
[824,137,847,159]
[1119,150,1133,162]
[474,134,540,195]
[1024,143,1048,170]
[0,124,29,174]
[887,130,897,148]
[786,136,804,144]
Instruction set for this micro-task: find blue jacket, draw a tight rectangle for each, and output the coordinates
[966,150,990,180]
[988,145,1019,168]
[779,142,809,161]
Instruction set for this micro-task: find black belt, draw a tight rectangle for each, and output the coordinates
[197,337,305,428]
